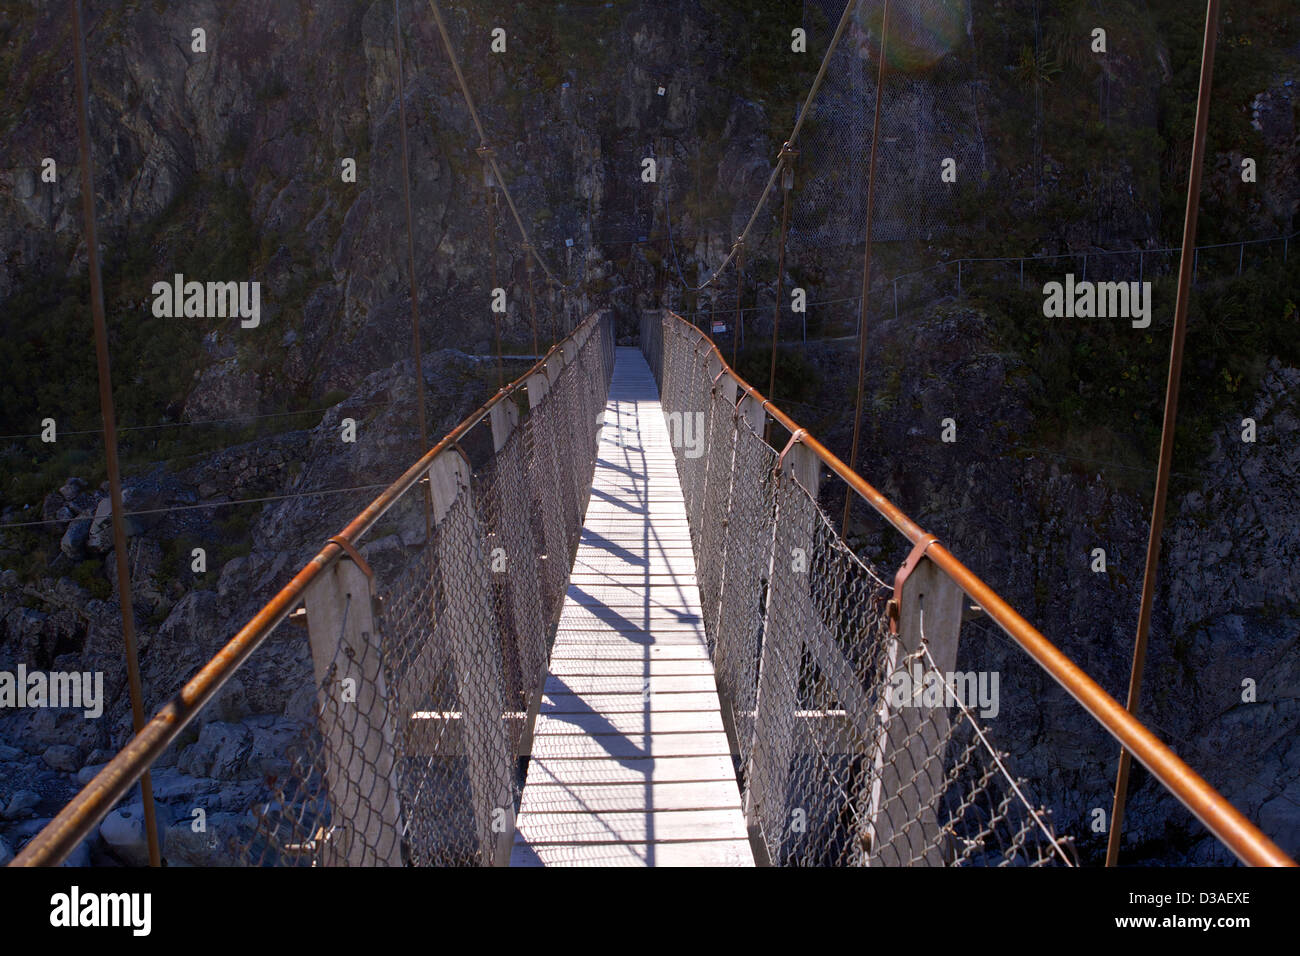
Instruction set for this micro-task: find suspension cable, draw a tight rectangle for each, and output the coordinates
[425,0,571,291]
[69,0,161,868]
[1106,0,1220,868]
[842,0,891,537]
[769,145,796,399]
[393,0,435,549]
[671,0,860,293]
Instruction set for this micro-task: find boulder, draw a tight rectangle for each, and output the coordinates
[2,790,41,819]
[177,721,253,779]
[86,499,119,553]
[99,802,169,867]
[86,486,166,553]
[59,477,87,500]
[76,763,108,786]
[41,744,80,772]
[59,518,92,560]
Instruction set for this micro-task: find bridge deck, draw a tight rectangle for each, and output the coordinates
[511,347,755,866]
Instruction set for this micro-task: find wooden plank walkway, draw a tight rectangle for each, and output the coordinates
[511,347,754,867]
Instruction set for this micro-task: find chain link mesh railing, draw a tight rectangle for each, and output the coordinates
[644,310,1075,866]
[221,313,614,867]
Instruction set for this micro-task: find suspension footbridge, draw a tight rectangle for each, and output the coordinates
[13,310,1294,868]
[7,0,1296,869]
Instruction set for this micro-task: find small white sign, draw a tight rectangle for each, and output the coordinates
[657,86,665,96]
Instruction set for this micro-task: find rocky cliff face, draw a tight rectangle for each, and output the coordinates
[0,1,1296,865]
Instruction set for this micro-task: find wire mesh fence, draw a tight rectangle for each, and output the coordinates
[645,311,1074,866]
[200,313,616,867]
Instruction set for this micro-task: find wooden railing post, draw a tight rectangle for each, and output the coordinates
[488,398,547,765]
[744,437,819,863]
[864,556,964,866]
[302,557,404,866]
[428,449,516,867]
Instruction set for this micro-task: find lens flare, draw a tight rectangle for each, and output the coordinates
[850,0,968,72]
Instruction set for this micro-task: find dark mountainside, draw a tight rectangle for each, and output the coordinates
[0,0,1297,866]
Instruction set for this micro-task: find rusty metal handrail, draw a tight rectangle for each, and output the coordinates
[13,310,611,867]
[654,309,1295,868]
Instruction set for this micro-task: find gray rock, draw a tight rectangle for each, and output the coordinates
[3,790,41,819]
[86,498,119,553]
[59,519,92,560]
[0,835,12,865]
[86,486,165,553]
[77,763,108,786]
[216,556,250,605]
[99,803,169,867]
[147,768,219,804]
[0,743,23,761]
[177,721,253,779]
[9,816,53,839]
[59,477,86,500]
[41,744,80,772]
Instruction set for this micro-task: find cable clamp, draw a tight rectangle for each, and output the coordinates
[886,534,939,636]
[775,428,808,475]
[328,535,374,582]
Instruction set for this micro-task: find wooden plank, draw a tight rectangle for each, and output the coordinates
[562,586,702,606]
[524,755,737,786]
[544,674,718,695]
[568,571,699,582]
[533,710,724,736]
[541,692,722,713]
[555,610,705,632]
[552,623,707,638]
[510,840,754,867]
[572,554,699,572]
[576,538,696,548]
[566,577,701,591]
[548,641,709,659]
[529,732,733,759]
[551,632,708,647]
[516,809,747,844]
[578,536,696,546]
[546,658,717,677]
[576,540,697,551]
[513,781,742,814]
